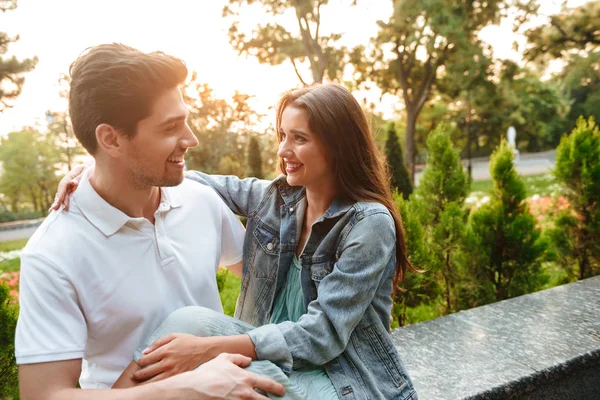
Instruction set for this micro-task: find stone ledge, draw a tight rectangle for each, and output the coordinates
[392,276,600,400]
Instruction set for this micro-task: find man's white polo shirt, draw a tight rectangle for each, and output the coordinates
[15,169,245,388]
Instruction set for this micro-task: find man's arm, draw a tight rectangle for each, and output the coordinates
[225,261,243,277]
[19,354,284,400]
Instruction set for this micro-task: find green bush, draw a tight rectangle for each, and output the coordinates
[0,283,19,399]
[464,139,548,303]
[550,116,600,279]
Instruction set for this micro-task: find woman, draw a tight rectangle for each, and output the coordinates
[54,83,418,399]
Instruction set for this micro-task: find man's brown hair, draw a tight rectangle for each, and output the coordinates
[68,43,188,154]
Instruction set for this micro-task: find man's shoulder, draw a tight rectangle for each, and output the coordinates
[23,207,97,265]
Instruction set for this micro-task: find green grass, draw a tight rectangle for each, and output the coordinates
[469,173,560,197]
[0,239,26,273]
[0,239,28,253]
[217,269,242,317]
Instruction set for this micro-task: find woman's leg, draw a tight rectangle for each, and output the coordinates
[131,306,306,399]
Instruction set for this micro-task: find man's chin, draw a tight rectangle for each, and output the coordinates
[157,173,185,187]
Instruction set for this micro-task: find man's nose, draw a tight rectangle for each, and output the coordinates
[181,125,199,149]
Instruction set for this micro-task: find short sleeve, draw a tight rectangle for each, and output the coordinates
[15,252,87,364]
[218,202,245,267]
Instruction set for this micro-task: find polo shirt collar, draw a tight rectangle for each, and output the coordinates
[73,169,182,237]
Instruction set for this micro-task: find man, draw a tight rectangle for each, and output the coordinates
[15,43,284,400]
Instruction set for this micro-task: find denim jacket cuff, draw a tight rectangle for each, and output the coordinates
[247,324,293,373]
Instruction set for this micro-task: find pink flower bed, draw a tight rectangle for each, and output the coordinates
[527,196,570,227]
[0,271,19,303]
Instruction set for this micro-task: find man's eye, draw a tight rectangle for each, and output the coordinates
[166,123,177,132]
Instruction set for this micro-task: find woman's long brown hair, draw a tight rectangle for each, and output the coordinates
[275,83,416,288]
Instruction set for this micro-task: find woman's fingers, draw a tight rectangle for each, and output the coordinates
[143,334,176,355]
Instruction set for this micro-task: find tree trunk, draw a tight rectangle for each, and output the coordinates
[405,108,417,185]
[466,90,472,183]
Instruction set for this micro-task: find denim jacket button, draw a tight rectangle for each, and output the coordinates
[267,243,274,251]
[290,207,294,212]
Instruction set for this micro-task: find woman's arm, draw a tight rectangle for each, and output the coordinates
[185,171,277,217]
[247,211,396,369]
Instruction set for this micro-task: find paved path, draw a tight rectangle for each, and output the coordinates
[415,150,556,184]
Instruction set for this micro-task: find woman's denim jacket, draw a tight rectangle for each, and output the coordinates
[186,172,417,400]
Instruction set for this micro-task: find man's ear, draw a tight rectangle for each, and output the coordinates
[95,124,124,157]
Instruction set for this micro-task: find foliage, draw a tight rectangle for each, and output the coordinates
[497,61,566,151]
[523,0,599,63]
[351,0,533,180]
[384,123,412,199]
[217,269,242,317]
[550,117,600,279]
[464,140,548,305]
[0,0,37,112]
[182,74,269,177]
[0,128,63,213]
[0,282,19,399]
[223,0,356,84]
[406,125,469,314]
[246,136,264,178]
[394,193,441,326]
[553,51,600,134]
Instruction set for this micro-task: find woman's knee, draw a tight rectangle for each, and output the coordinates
[159,306,220,337]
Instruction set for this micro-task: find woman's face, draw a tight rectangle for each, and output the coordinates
[277,106,335,191]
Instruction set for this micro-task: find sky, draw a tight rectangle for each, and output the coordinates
[0,0,589,135]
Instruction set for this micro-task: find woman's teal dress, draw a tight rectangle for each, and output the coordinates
[269,255,339,399]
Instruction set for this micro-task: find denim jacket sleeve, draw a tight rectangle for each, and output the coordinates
[247,210,396,369]
[185,171,274,217]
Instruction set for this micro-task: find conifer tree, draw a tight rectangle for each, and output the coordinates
[410,125,468,313]
[551,117,600,279]
[385,123,412,199]
[246,136,263,179]
[465,140,547,302]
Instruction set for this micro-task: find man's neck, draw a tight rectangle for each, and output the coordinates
[89,163,161,223]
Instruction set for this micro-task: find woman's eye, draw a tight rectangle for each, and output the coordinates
[294,135,306,143]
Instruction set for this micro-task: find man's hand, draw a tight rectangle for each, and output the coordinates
[165,353,285,400]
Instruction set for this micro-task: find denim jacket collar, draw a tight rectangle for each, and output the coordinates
[275,177,354,220]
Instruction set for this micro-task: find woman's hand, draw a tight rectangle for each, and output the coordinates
[133,333,213,383]
[48,163,89,211]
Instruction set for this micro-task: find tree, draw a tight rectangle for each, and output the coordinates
[523,0,600,63]
[394,193,439,326]
[551,117,600,280]
[497,61,566,151]
[223,0,355,84]
[246,136,264,178]
[464,140,547,304]
[0,283,19,399]
[552,51,600,134]
[351,0,531,182]
[409,125,468,313]
[182,74,264,176]
[0,128,61,213]
[0,0,37,112]
[384,122,412,199]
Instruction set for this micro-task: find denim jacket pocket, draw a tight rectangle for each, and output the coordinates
[251,222,280,279]
[353,325,409,390]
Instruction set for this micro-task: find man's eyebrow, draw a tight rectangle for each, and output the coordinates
[159,114,188,127]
